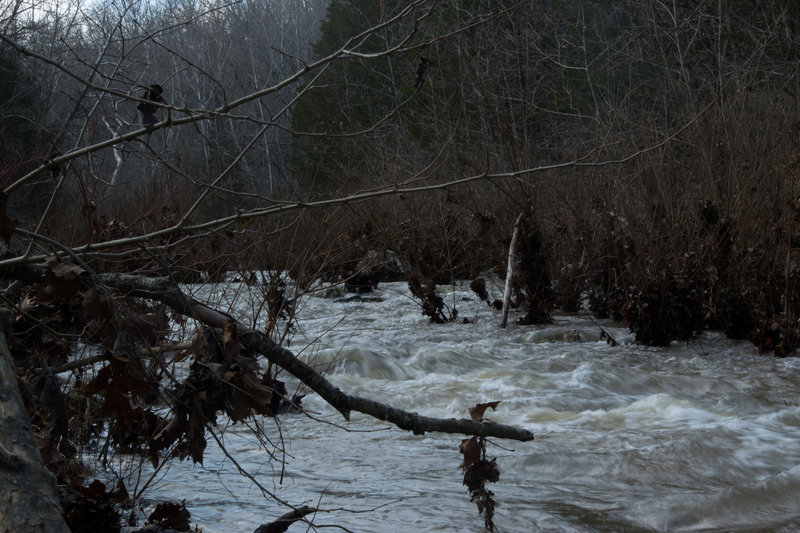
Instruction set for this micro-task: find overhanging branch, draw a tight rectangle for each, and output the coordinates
[99,273,534,442]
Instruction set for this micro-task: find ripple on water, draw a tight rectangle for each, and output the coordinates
[641,464,800,532]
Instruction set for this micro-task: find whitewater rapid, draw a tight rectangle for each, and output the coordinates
[129,280,800,532]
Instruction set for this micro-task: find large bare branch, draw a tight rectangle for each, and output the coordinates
[97,272,534,442]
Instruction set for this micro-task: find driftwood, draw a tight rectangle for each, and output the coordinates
[99,273,534,442]
[0,308,70,533]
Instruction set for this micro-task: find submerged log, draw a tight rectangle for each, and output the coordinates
[0,308,70,533]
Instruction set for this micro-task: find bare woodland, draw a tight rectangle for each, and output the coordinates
[1,0,800,531]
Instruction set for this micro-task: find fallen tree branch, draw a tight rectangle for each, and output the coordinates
[98,273,534,442]
[0,265,533,441]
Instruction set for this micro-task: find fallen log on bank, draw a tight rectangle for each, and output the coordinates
[100,273,534,442]
[0,308,70,533]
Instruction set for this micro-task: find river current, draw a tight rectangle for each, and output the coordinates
[131,280,800,532]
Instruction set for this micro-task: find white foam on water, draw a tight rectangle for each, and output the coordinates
[127,281,800,532]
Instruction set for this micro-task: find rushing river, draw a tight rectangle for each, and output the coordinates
[128,280,800,532]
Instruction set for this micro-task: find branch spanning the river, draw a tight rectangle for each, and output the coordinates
[99,273,535,442]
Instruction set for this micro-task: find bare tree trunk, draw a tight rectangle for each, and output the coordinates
[0,308,69,533]
[500,204,528,328]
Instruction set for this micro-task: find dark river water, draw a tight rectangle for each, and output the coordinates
[109,281,800,532]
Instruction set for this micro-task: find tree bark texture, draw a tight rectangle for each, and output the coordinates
[501,206,527,328]
[0,308,70,533]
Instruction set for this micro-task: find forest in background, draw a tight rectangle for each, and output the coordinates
[4,0,800,348]
[288,0,800,350]
[1,0,800,531]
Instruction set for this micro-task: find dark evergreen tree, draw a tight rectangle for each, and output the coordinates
[0,45,41,188]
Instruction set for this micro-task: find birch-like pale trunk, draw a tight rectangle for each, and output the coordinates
[500,203,528,328]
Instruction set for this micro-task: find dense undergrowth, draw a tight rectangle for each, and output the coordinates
[27,94,799,357]
[269,91,800,355]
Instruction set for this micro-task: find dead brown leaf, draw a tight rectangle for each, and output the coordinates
[127,310,169,345]
[223,318,239,362]
[186,410,206,464]
[37,260,85,303]
[82,287,112,319]
[189,330,208,356]
[228,370,274,421]
[152,407,188,465]
[469,400,501,422]
[459,436,482,470]
[463,458,500,492]
[49,260,85,280]
[148,501,192,532]
[208,362,227,381]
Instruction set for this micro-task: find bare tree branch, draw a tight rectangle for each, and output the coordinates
[94,272,534,441]
[0,97,712,270]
